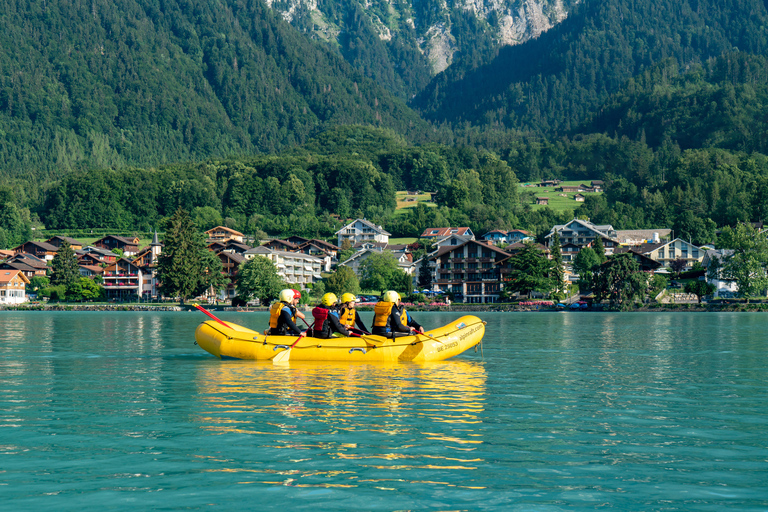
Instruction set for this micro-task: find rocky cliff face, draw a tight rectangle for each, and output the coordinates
[268,0,577,75]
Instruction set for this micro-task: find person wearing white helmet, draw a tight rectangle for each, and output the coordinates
[338,292,369,334]
[311,293,349,338]
[371,290,424,337]
[268,288,303,336]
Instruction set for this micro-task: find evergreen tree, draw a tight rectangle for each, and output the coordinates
[49,241,80,293]
[593,236,606,263]
[157,208,224,304]
[417,255,433,290]
[505,242,553,297]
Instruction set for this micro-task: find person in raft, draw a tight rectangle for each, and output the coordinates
[311,293,350,339]
[371,290,425,338]
[268,288,304,336]
[338,293,369,334]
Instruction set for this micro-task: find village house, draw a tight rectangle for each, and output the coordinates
[102,258,144,301]
[46,236,83,251]
[335,219,390,247]
[630,238,704,270]
[217,251,246,300]
[427,240,511,303]
[574,193,585,202]
[13,240,58,261]
[546,219,619,256]
[1,253,48,279]
[701,249,738,297]
[244,246,323,289]
[419,227,475,241]
[480,229,533,245]
[535,197,549,205]
[340,243,415,276]
[0,269,30,304]
[612,247,664,271]
[205,226,245,244]
[131,232,164,299]
[78,246,118,263]
[94,235,141,256]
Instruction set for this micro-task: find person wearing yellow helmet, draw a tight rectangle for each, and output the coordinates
[311,292,350,339]
[338,293,369,334]
[268,288,303,336]
[372,290,424,337]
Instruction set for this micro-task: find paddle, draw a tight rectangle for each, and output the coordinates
[272,320,315,365]
[193,303,231,328]
[413,330,444,344]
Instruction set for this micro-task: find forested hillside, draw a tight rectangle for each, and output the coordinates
[413,0,768,134]
[0,0,429,180]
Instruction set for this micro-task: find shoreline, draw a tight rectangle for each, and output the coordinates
[2,303,767,313]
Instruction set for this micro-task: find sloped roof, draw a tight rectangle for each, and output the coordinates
[0,269,30,284]
[421,227,473,238]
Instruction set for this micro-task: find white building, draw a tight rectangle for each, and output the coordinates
[245,246,323,289]
[335,219,390,247]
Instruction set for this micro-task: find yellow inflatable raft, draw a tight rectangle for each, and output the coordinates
[195,315,485,362]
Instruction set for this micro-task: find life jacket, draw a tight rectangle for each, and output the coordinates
[373,301,407,332]
[339,307,355,328]
[269,301,295,333]
[312,306,329,332]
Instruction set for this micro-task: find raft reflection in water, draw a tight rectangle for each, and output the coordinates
[195,361,488,489]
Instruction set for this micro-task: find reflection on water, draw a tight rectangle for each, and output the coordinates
[195,361,487,488]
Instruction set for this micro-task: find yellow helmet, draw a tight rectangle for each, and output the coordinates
[279,289,297,302]
[383,290,400,303]
[321,292,338,307]
[341,293,357,304]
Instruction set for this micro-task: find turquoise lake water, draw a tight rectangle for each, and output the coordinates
[1,311,767,511]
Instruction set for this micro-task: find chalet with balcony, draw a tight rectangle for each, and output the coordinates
[428,240,511,303]
[263,239,300,252]
[336,219,390,247]
[0,269,30,304]
[94,235,140,256]
[78,246,118,263]
[1,253,48,278]
[131,232,163,299]
[102,258,143,300]
[13,241,58,261]
[217,251,246,299]
[205,226,244,243]
[546,219,618,256]
[46,236,84,251]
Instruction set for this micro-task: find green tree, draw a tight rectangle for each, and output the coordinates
[717,224,768,301]
[235,256,286,304]
[684,280,715,303]
[572,247,602,292]
[592,254,648,310]
[359,251,400,292]
[505,242,553,297]
[157,208,225,304]
[50,242,80,293]
[324,265,360,296]
[593,237,606,263]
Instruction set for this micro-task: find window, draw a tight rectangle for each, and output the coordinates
[659,249,665,259]
[441,274,450,280]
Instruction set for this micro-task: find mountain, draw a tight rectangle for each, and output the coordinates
[0,0,430,179]
[267,0,578,99]
[412,0,768,135]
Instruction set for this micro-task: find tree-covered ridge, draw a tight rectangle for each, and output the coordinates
[580,54,768,154]
[413,0,768,134]
[0,0,430,180]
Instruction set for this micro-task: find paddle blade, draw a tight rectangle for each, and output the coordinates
[272,348,291,365]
